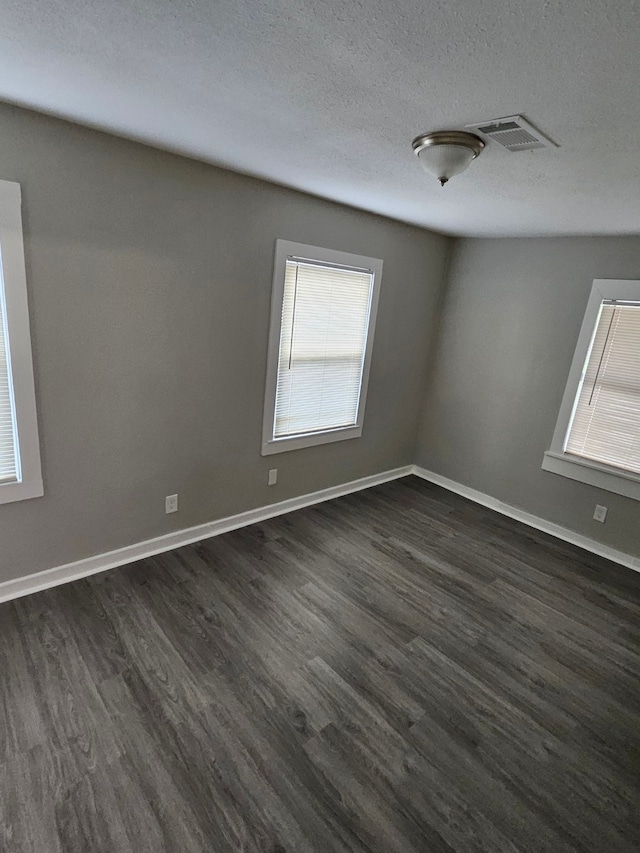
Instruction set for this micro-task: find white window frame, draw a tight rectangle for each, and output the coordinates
[542,278,640,501]
[0,179,43,505]
[261,240,382,456]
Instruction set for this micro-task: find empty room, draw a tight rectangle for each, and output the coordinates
[1,0,639,850]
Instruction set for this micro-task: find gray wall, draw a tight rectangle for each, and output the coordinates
[416,235,640,559]
[0,103,450,583]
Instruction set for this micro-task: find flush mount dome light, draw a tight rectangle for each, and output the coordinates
[412,130,485,186]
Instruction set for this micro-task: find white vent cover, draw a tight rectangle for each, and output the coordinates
[465,115,557,151]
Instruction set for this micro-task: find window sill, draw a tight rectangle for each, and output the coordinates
[0,478,44,505]
[542,451,640,501]
[262,424,362,456]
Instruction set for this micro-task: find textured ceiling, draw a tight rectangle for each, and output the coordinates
[1,0,639,237]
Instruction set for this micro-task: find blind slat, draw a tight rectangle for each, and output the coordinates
[566,302,640,474]
[273,259,374,438]
[0,264,18,481]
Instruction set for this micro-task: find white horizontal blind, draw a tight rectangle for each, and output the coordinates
[273,258,374,438]
[566,301,640,474]
[0,267,18,483]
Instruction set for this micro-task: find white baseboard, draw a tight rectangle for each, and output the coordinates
[0,465,413,604]
[411,465,640,574]
[3,462,638,605]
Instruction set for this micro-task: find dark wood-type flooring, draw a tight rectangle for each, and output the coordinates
[2,476,640,852]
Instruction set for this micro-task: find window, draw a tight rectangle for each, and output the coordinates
[542,279,640,500]
[262,240,382,455]
[0,179,42,504]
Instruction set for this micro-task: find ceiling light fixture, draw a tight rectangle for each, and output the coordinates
[412,130,485,186]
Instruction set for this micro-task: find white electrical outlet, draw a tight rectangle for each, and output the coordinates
[593,504,607,523]
[268,468,278,486]
[165,494,178,514]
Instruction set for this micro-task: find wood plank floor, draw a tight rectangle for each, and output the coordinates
[1,476,640,852]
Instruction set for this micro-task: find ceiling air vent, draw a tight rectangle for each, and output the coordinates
[465,115,557,152]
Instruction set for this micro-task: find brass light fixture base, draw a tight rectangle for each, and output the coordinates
[411,130,485,156]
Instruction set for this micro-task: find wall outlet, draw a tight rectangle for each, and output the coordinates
[165,494,178,514]
[268,468,278,486]
[593,504,607,523]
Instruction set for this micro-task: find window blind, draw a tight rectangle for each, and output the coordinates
[0,275,18,483]
[565,301,640,474]
[273,258,374,438]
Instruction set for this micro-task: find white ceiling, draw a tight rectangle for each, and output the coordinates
[1,0,640,237]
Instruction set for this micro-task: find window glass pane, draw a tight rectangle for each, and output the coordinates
[273,259,373,438]
[566,301,640,474]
